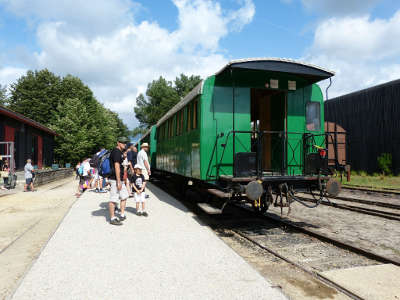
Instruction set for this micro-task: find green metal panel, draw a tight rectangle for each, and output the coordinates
[286,84,324,175]
[155,97,201,178]
[200,75,251,180]
[149,126,157,169]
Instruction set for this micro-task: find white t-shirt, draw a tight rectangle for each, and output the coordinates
[82,161,91,177]
[137,149,149,170]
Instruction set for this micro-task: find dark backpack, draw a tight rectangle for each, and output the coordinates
[90,149,107,168]
[98,150,113,177]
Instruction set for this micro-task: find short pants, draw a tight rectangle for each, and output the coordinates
[25,178,32,184]
[142,168,149,181]
[109,179,129,203]
[134,192,145,203]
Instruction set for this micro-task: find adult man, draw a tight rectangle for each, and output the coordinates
[137,143,151,180]
[24,159,35,192]
[127,144,137,176]
[108,137,130,226]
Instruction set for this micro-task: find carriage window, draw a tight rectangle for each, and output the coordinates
[187,104,191,132]
[193,101,198,130]
[306,102,321,131]
[180,110,184,134]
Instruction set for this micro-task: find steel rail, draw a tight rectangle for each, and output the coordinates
[233,229,365,300]
[297,196,400,222]
[258,210,400,267]
[327,194,400,210]
[342,185,400,195]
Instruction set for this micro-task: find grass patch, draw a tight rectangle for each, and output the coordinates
[343,174,400,190]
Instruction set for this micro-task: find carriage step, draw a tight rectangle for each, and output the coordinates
[197,203,223,214]
[207,189,231,198]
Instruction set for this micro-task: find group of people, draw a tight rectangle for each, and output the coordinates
[76,137,152,226]
[0,158,34,191]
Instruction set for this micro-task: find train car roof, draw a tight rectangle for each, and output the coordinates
[215,58,334,83]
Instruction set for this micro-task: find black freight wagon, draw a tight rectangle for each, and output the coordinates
[325,79,400,174]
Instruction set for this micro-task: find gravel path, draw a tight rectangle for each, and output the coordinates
[12,183,286,300]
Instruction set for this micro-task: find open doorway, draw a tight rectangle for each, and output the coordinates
[251,88,286,173]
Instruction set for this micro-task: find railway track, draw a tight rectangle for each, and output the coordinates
[342,185,400,196]
[297,191,400,221]
[152,179,399,299]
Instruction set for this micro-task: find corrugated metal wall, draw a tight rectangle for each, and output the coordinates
[325,79,400,174]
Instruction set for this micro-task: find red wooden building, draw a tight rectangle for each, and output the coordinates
[0,106,57,169]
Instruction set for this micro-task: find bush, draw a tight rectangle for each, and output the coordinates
[377,153,392,175]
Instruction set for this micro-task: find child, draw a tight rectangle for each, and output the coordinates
[131,164,148,217]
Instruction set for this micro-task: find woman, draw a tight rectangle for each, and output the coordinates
[1,160,10,190]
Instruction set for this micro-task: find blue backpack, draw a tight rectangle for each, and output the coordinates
[78,164,84,176]
[98,150,113,177]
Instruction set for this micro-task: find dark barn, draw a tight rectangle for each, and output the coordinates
[0,106,57,170]
[325,79,400,174]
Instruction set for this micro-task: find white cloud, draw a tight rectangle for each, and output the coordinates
[304,10,400,99]
[0,66,26,87]
[301,0,380,16]
[0,0,255,128]
[0,0,137,36]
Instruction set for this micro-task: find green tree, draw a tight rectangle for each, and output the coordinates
[134,74,201,128]
[131,127,148,138]
[174,74,201,98]
[8,69,62,125]
[134,77,179,128]
[8,69,130,163]
[0,84,7,106]
[50,98,95,164]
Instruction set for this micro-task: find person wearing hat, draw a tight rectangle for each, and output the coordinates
[137,142,151,181]
[108,136,130,225]
[131,164,148,216]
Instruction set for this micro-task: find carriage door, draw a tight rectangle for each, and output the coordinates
[251,89,271,170]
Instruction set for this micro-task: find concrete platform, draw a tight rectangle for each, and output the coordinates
[321,264,400,300]
[12,183,287,300]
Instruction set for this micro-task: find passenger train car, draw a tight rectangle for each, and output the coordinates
[136,58,344,213]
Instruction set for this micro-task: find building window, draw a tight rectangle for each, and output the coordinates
[306,102,321,131]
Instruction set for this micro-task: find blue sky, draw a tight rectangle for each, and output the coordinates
[1,0,400,129]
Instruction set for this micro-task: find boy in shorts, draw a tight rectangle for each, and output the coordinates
[131,164,148,217]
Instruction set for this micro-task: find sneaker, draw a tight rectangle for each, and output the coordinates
[110,218,122,226]
[136,211,142,216]
[142,211,148,217]
[99,189,107,193]
[119,215,126,221]
[95,189,99,193]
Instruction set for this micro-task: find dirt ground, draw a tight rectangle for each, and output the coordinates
[0,177,77,299]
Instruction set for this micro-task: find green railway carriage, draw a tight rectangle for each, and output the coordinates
[138,58,343,212]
